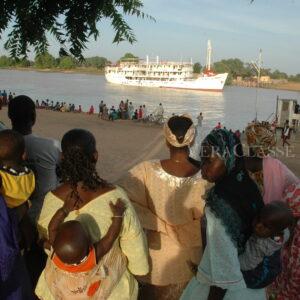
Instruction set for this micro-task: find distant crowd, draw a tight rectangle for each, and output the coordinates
[0,90,15,108]
[34,98,166,123]
[35,99,82,113]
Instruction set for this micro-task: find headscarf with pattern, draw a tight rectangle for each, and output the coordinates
[272,182,300,299]
[284,182,300,217]
[203,129,264,252]
[245,122,276,156]
[164,115,196,148]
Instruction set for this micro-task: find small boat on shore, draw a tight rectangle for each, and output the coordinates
[105,40,228,92]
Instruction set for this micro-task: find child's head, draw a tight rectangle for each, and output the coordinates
[53,220,91,265]
[8,95,36,132]
[0,129,26,166]
[254,201,293,238]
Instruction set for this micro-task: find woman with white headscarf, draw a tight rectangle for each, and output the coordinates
[119,115,208,299]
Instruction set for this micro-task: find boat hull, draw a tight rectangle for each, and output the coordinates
[105,73,228,91]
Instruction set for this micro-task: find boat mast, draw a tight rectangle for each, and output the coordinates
[146,55,149,77]
[206,40,212,71]
[251,49,262,121]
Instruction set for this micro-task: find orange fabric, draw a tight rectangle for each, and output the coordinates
[87,280,101,297]
[52,247,96,273]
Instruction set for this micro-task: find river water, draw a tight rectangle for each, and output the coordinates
[1,69,299,133]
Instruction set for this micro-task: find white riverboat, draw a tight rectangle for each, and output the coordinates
[105,40,228,92]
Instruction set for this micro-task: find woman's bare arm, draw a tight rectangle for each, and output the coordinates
[94,199,126,261]
[48,207,69,246]
[47,194,78,246]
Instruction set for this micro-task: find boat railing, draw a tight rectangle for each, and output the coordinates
[108,66,193,72]
[124,74,192,79]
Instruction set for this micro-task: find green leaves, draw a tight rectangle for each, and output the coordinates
[0,0,154,60]
[193,62,202,74]
[119,52,139,63]
[83,56,108,68]
[59,56,76,69]
[34,52,56,68]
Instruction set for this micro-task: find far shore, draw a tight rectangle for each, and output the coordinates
[231,82,300,93]
[0,66,105,76]
[267,81,300,92]
[1,67,300,92]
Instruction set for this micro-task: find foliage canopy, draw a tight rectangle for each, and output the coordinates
[84,56,108,69]
[0,0,153,60]
[193,62,202,74]
[120,52,139,62]
[35,53,56,69]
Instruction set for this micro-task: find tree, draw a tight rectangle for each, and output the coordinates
[1,1,153,60]
[213,58,260,84]
[243,63,254,78]
[213,60,230,74]
[271,69,288,80]
[59,56,76,69]
[0,55,14,67]
[34,53,56,69]
[213,60,234,84]
[289,74,300,82]
[193,62,202,74]
[222,58,245,78]
[15,59,32,67]
[260,68,272,77]
[84,56,108,69]
[120,53,139,62]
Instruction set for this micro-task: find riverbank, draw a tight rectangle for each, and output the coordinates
[269,81,300,92]
[0,66,105,76]
[0,107,167,182]
[232,81,300,93]
[0,107,299,181]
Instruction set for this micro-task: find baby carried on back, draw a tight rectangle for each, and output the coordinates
[43,198,127,299]
[239,201,293,289]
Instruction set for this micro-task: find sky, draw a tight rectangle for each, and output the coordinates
[1,0,300,74]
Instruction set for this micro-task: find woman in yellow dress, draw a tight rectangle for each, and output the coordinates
[35,129,149,300]
[119,115,208,299]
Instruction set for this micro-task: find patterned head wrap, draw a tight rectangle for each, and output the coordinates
[164,115,195,148]
[202,128,241,173]
[203,128,264,252]
[284,183,300,217]
[245,122,276,156]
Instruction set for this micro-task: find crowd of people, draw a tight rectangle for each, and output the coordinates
[35,100,82,113]
[98,100,164,123]
[0,90,15,109]
[0,94,299,300]
[33,97,165,123]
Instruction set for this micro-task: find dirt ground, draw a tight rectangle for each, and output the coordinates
[0,107,299,181]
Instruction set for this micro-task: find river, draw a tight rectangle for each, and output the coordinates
[1,69,299,133]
